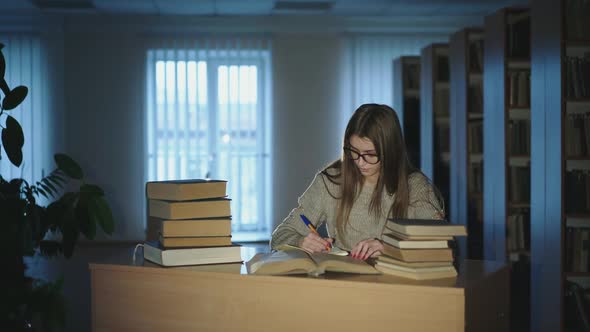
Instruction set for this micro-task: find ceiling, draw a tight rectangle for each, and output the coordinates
[0,0,528,17]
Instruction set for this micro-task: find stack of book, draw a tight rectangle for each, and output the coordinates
[375,218,467,280]
[142,179,242,267]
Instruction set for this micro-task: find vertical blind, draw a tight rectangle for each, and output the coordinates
[341,34,448,122]
[145,36,272,240]
[0,34,45,184]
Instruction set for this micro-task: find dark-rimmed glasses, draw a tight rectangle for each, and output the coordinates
[343,147,380,164]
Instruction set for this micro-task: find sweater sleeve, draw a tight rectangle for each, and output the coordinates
[406,172,445,219]
[270,172,329,250]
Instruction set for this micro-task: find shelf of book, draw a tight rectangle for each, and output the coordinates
[450,28,484,261]
[393,56,421,168]
[531,0,590,330]
[420,43,450,220]
[566,272,590,278]
[483,7,531,332]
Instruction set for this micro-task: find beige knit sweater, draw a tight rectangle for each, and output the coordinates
[270,170,444,251]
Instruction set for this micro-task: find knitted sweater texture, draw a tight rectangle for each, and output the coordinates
[270,170,443,251]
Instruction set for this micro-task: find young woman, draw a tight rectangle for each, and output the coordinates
[270,103,444,260]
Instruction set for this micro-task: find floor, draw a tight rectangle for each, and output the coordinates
[26,241,270,332]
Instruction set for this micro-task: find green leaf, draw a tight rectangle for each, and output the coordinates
[76,194,96,239]
[36,186,48,198]
[48,173,68,188]
[60,210,78,258]
[45,200,65,230]
[1,115,24,167]
[54,153,83,179]
[41,178,58,195]
[39,182,55,197]
[81,183,104,196]
[89,196,115,235]
[2,85,28,110]
[39,240,62,257]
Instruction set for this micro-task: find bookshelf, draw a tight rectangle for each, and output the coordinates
[420,43,450,218]
[531,0,590,331]
[449,28,484,260]
[483,7,531,332]
[393,56,421,168]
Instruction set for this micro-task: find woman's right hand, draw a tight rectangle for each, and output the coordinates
[298,233,333,253]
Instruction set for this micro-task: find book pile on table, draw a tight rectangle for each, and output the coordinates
[142,179,242,269]
[375,218,467,280]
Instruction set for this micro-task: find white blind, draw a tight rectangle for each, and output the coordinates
[145,36,272,240]
[341,34,448,123]
[0,34,46,184]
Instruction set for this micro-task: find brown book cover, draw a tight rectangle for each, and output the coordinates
[384,230,453,241]
[159,235,232,248]
[146,179,227,201]
[374,260,457,280]
[143,261,243,274]
[382,233,449,249]
[148,198,231,220]
[380,243,453,262]
[386,218,467,237]
[375,255,453,268]
[146,217,231,240]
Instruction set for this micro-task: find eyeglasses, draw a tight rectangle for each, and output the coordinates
[343,147,380,164]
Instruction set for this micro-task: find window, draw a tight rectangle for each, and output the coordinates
[146,37,272,241]
[0,34,49,185]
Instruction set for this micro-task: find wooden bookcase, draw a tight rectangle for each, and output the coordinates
[393,56,421,168]
[420,43,450,218]
[483,7,531,332]
[449,28,484,260]
[531,0,590,331]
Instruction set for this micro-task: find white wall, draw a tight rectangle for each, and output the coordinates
[56,14,480,240]
[64,26,147,240]
[61,24,348,239]
[272,34,345,229]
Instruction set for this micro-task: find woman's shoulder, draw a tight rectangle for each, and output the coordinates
[408,171,428,182]
[407,171,433,189]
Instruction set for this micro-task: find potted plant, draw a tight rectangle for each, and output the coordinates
[0,42,115,331]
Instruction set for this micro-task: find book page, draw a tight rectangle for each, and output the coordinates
[275,244,349,256]
[309,253,380,275]
[246,251,316,275]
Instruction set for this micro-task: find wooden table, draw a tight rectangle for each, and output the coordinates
[90,247,509,332]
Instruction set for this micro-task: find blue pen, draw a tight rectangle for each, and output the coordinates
[299,214,332,250]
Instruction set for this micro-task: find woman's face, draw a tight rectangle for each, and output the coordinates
[348,135,381,184]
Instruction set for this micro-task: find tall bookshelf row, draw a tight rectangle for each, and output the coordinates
[483,8,531,332]
[420,44,451,219]
[449,28,484,260]
[393,2,589,331]
[393,56,421,168]
[531,0,590,331]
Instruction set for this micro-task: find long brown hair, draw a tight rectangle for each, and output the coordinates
[322,103,417,235]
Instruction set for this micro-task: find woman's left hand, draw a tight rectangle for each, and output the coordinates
[350,238,384,260]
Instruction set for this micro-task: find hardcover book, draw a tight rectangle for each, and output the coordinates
[143,260,243,274]
[148,198,231,220]
[386,218,467,237]
[380,243,453,262]
[159,235,232,248]
[374,260,457,280]
[146,216,232,239]
[143,241,242,267]
[146,179,227,201]
[375,254,454,268]
[382,233,449,249]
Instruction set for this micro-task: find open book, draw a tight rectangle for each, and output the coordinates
[246,245,379,276]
